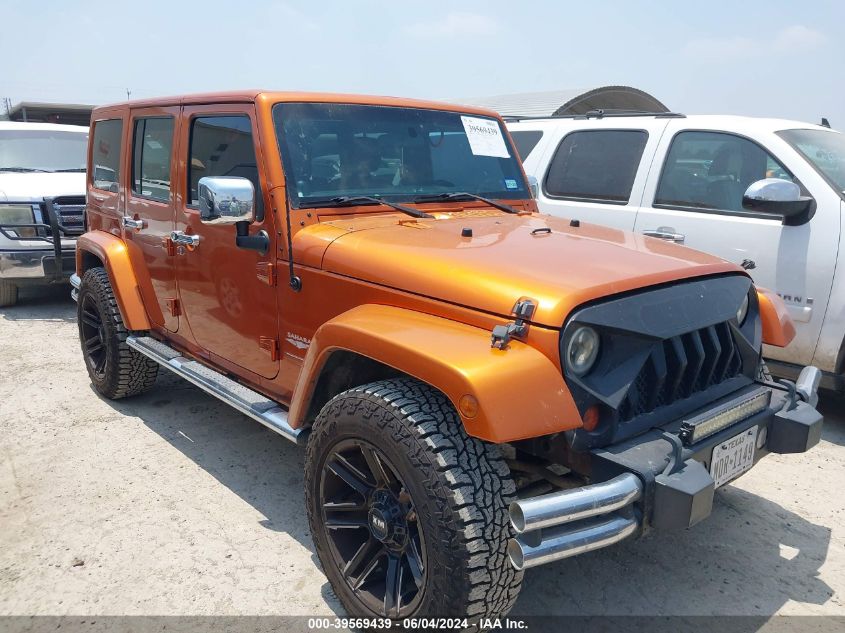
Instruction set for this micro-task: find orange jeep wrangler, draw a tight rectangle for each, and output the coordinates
[71,91,824,624]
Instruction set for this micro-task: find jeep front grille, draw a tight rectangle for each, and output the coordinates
[617,321,744,421]
[560,275,760,449]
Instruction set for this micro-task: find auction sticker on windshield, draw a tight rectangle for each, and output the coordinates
[461,116,510,158]
[710,426,757,488]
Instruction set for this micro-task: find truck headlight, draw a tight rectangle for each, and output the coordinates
[0,204,37,238]
[566,326,600,376]
[736,294,750,325]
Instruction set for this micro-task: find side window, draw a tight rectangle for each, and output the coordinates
[132,117,174,202]
[544,130,648,203]
[188,115,260,214]
[91,119,122,192]
[655,131,794,213]
[510,130,543,161]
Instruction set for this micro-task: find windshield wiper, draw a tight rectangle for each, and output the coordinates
[413,192,519,214]
[0,166,51,173]
[304,195,433,219]
[53,168,86,172]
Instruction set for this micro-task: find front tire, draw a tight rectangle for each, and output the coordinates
[77,267,158,399]
[305,378,522,625]
[0,280,18,307]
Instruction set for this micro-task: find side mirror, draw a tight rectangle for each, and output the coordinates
[198,176,255,225]
[742,178,813,225]
[527,175,539,198]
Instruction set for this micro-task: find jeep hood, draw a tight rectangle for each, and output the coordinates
[0,172,86,201]
[317,213,743,328]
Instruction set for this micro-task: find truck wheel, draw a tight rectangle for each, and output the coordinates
[305,378,522,624]
[77,267,158,399]
[0,281,18,307]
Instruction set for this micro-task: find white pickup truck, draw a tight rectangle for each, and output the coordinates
[0,122,88,306]
[508,113,845,393]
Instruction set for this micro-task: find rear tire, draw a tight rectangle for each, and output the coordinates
[77,267,158,399]
[305,377,522,626]
[0,281,18,307]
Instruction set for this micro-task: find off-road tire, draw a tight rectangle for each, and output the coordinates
[0,281,18,307]
[305,377,522,626]
[77,267,158,399]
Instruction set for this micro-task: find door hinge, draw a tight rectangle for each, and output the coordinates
[259,336,280,361]
[166,298,182,317]
[256,262,277,286]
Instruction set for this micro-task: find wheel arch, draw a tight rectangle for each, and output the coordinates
[76,231,150,331]
[757,287,796,348]
[288,304,580,443]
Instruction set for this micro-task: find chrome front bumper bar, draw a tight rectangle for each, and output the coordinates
[70,272,81,302]
[0,248,75,282]
[508,473,643,570]
[507,376,824,571]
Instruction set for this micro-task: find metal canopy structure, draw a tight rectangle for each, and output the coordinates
[455,86,669,118]
[4,102,93,127]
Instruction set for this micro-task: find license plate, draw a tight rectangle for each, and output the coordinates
[709,426,758,488]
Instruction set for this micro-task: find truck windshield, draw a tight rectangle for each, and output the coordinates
[273,103,527,208]
[777,128,845,193]
[0,129,88,173]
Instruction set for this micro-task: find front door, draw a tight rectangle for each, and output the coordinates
[633,125,839,366]
[123,106,179,332]
[174,105,280,379]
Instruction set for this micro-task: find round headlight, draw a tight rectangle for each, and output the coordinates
[737,294,750,325]
[566,326,600,376]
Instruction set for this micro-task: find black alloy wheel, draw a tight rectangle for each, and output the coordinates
[76,267,158,399]
[319,439,426,618]
[80,291,108,378]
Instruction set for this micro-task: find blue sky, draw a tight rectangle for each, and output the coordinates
[2,0,843,126]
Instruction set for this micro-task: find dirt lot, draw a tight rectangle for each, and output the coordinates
[1,285,843,618]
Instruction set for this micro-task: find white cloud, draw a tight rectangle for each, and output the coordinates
[773,24,828,51]
[683,24,828,61]
[405,11,500,38]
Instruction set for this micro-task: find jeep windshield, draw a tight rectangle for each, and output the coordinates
[273,103,527,209]
[777,128,845,194]
[0,129,88,173]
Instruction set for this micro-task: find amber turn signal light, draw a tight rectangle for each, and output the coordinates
[582,405,600,431]
[459,394,479,419]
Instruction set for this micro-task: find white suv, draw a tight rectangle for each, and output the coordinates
[509,113,845,393]
[0,122,88,306]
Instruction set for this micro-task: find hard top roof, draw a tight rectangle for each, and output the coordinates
[93,90,502,119]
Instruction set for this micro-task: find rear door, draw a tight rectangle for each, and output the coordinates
[533,119,667,230]
[633,122,840,365]
[174,104,280,379]
[123,107,179,332]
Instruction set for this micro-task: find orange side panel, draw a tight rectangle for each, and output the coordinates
[288,304,580,443]
[757,287,796,348]
[76,231,150,331]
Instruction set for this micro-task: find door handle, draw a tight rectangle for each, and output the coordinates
[643,227,685,244]
[122,216,147,231]
[170,230,200,248]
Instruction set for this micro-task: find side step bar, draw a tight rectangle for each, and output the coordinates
[127,335,305,445]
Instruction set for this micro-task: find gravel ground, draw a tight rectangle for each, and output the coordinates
[0,285,843,618]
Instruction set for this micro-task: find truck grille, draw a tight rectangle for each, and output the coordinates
[618,321,744,421]
[51,196,85,236]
